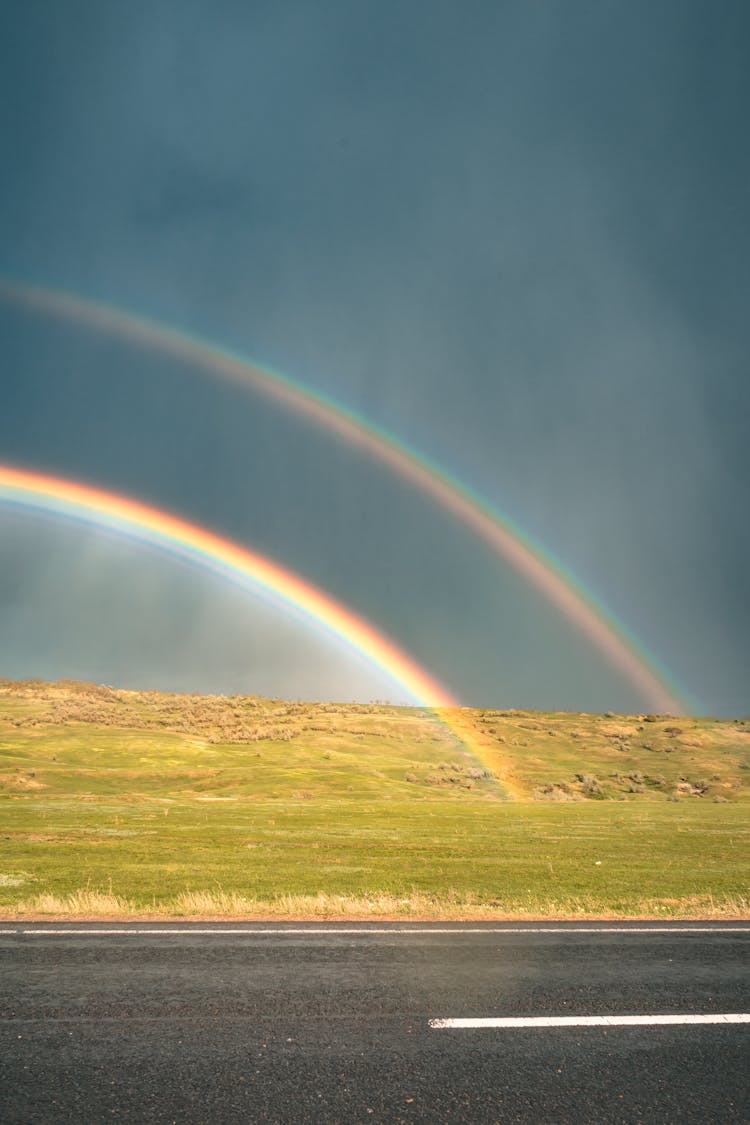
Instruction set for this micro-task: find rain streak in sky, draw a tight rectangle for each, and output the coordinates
[1,1,748,715]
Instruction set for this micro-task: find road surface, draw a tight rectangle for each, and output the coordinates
[1,921,748,1122]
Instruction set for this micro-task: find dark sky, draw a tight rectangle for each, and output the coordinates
[1,0,748,713]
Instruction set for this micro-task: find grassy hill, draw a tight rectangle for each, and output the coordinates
[1,679,748,918]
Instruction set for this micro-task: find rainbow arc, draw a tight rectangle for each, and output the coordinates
[0,464,510,784]
[0,278,689,713]
[0,464,453,705]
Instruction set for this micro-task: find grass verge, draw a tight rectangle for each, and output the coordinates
[8,887,749,921]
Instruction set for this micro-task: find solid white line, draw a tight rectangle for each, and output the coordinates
[15,926,750,936]
[430,1014,750,1029]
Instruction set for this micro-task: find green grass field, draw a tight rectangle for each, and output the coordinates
[1,679,748,918]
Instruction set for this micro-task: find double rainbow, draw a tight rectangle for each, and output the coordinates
[0,278,688,714]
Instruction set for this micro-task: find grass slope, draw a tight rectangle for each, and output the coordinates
[1,680,748,918]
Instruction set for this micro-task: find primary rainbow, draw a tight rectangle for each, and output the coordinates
[0,463,506,782]
[0,463,457,709]
[0,279,688,713]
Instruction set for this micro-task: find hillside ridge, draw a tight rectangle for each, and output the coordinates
[1,677,747,803]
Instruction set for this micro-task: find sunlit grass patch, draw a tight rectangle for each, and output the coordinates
[0,872,35,887]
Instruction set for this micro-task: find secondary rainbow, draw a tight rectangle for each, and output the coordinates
[0,279,688,713]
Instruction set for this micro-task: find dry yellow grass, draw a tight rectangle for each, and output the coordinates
[9,887,749,921]
[24,889,134,915]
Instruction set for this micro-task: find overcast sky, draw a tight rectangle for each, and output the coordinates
[1,0,748,713]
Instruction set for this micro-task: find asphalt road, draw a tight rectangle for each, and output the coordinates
[1,922,748,1123]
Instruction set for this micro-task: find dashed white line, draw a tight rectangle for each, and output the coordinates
[430,1014,750,1029]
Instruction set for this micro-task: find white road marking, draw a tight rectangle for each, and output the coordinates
[8,925,750,936]
[430,1014,750,1029]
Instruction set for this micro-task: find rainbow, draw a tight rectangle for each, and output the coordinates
[0,278,688,713]
[0,463,505,782]
[0,464,455,707]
